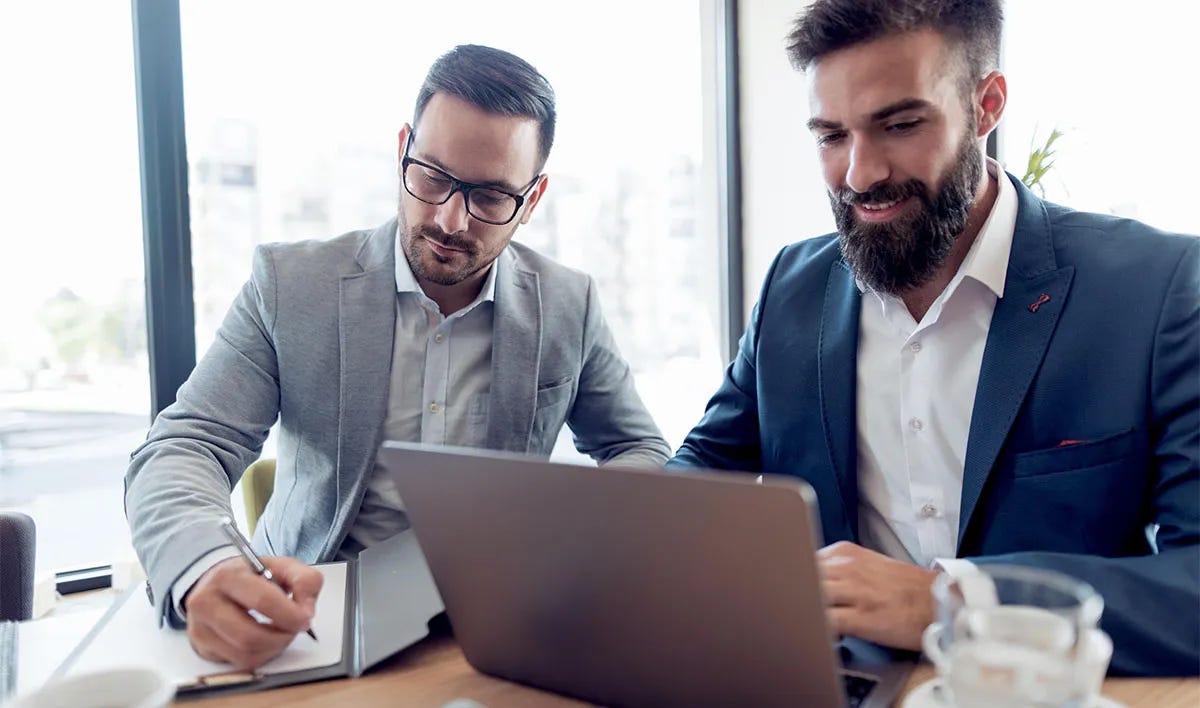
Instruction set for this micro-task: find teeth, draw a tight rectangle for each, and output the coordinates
[861,199,900,211]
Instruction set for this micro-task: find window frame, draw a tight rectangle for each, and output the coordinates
[132,0,744,415]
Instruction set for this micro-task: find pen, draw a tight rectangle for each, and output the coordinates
[218,516,318,641]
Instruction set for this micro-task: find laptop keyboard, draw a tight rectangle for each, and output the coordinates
[842,672,878,708]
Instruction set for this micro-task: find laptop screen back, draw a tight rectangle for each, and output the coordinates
[382,442,847,707]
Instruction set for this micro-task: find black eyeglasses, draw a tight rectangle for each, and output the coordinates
[400,133,541,226]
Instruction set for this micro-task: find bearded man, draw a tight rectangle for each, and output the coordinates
[667,0,1199,678]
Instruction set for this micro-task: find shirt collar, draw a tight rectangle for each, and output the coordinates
[393,224,498,305]
[957,158,1017,298]
[853,158,1017,299]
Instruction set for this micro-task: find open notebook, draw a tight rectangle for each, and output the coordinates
[52,531,444,698]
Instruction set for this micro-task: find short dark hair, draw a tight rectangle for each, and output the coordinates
[786,0,1002,91]
[414,44,557,170]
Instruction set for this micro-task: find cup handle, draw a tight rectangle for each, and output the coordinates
[1076,628,1113,698]
[922,622,949,673]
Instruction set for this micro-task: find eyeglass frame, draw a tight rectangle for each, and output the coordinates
[400,132,542,226]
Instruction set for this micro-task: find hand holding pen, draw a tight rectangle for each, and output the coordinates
[182,519,323,669]
[218,516,319,641]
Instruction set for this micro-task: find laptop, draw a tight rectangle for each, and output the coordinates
[380,442,914,707]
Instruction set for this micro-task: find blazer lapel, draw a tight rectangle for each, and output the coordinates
[332,221,398,532]
[819,260,862,539]
[486,249,542,452]
[958,176,1075,545]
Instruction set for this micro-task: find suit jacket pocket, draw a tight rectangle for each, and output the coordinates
[1010,427,1137,478]
[534,380,573,414]
[536,375,575,396]
[529,378,574,453]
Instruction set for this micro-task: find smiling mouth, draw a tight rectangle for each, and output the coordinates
[852,196,912,221]
[860,198,902,211]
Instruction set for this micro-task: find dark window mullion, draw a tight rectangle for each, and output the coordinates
[131,0,195,418]
[717,0,744,364]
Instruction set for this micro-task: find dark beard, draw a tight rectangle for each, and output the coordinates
[830,129,983,295]
[397,188,484,286]
[406,223,481,285]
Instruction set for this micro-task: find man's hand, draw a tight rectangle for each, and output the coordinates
[183,556,323,669]
[818,541,937,651]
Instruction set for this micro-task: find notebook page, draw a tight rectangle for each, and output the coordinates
[63,562,347,684]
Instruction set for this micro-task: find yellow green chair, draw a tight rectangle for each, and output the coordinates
[241,458,276,536]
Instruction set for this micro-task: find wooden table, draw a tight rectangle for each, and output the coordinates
[191,634,1200,707]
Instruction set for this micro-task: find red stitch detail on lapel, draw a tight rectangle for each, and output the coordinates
[1057,439,1088,447]
[1028,293,1051,313]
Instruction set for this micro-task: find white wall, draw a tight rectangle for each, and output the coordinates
[735,1,1200,326]
[737,0,833,319]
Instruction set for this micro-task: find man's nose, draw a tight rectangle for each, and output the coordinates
[845,138,890,195]
[434,190,471,234]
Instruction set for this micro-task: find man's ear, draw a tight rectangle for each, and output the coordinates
[396,124,413,169]
[519,175,550,225]
[975,71,1007,139]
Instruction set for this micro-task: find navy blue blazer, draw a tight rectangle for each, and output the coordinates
[670,174,1199,676]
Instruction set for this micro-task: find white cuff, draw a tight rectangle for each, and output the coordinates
[171,546,241,618]
[932,557,998,608]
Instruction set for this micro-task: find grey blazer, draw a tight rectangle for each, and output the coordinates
[125,219,670,624]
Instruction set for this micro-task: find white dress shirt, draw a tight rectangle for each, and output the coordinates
[855,160,1017,568]
[342,230,497,550]
[173,228,498,612]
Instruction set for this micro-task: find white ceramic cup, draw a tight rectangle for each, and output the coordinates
[923,620,1112,707]
[923,565,1108,707]
[12,667,174,708]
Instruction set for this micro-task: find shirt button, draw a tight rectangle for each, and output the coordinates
[434,333,444,343]
[910,341,922,353]
[909,417,924,431]
[919,503,938,519]
[429,402,439,413]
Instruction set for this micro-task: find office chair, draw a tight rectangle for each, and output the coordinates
[241,458,276,536]
[0,511,36,621]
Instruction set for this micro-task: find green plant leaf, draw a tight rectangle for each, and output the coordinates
[1021,127,1065,197]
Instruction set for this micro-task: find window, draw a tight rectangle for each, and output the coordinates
[179,1,724,458]
[0,2,147,575]
[1000,1,1198,235]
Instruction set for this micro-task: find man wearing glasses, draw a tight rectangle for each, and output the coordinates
[125,44,669,669]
